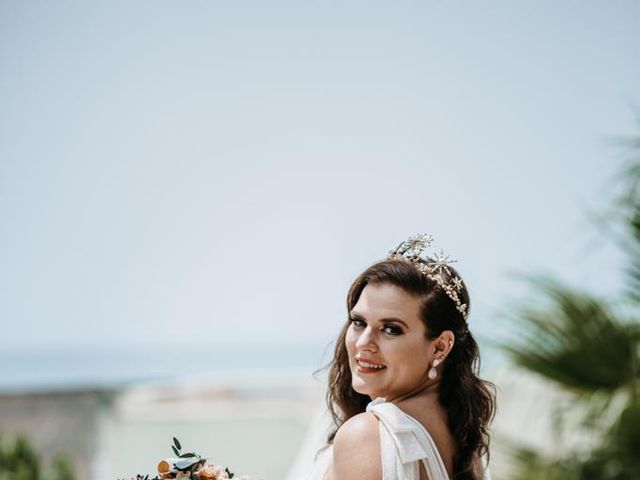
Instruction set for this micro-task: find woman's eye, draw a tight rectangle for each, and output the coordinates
[350,318,402,336]
[383,325,403,336]
[350,318,366,328]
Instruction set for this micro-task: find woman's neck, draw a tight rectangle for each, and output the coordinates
[385,377,440,405]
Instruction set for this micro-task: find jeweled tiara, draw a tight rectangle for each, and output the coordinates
[387,233,468,318]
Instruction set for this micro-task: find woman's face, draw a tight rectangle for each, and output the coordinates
[345,282,436,400]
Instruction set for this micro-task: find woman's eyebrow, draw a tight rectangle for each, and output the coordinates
[349,311,409,329]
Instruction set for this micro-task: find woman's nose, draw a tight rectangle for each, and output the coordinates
[355,326,378,351]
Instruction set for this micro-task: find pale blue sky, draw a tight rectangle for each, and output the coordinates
[1,1,639,352]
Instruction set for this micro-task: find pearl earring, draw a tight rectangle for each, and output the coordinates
[428,357,442,380]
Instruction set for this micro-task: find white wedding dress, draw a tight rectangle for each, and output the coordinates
[306,397,491,480]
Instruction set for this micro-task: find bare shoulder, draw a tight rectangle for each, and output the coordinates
[330,412,382,480]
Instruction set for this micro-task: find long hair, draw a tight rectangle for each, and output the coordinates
[324,258,495,480]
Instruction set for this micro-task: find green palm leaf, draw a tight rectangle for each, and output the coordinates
[501,276,640,395]
[610,143,640,303]
[503,128,640,480]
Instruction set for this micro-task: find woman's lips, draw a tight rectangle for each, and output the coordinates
[356,365,386,374]
[355,358,387,374]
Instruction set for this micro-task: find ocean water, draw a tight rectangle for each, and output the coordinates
[0,342,334,392]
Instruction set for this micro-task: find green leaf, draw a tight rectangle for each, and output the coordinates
[173,437,182,451]
[500,276,640,394]
[179,453,197,458]
[172,446,180,457]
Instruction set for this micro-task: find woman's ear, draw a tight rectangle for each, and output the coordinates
[435,330,455,358]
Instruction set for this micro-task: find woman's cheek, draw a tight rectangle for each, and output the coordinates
[345,330,357,355]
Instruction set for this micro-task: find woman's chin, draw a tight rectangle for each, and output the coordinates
[351,379,372,396]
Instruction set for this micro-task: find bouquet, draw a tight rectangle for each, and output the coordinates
[125,437,249,480]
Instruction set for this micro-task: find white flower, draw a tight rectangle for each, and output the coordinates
[213,466,229,479]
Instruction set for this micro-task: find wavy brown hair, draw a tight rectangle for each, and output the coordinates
[324,258,496,480]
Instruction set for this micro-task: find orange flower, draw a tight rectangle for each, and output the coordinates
[157,460,172,475]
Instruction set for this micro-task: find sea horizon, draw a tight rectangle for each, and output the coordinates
[0,341,336,393]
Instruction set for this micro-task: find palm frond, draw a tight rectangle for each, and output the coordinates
[611,139,640,302]
[501,275,640,395]
[506,444,582,480]
[601,400,640,473]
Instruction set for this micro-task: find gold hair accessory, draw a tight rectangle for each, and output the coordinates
[387,233,468,318]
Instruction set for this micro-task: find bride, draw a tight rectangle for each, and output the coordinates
[309,234,495,480]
